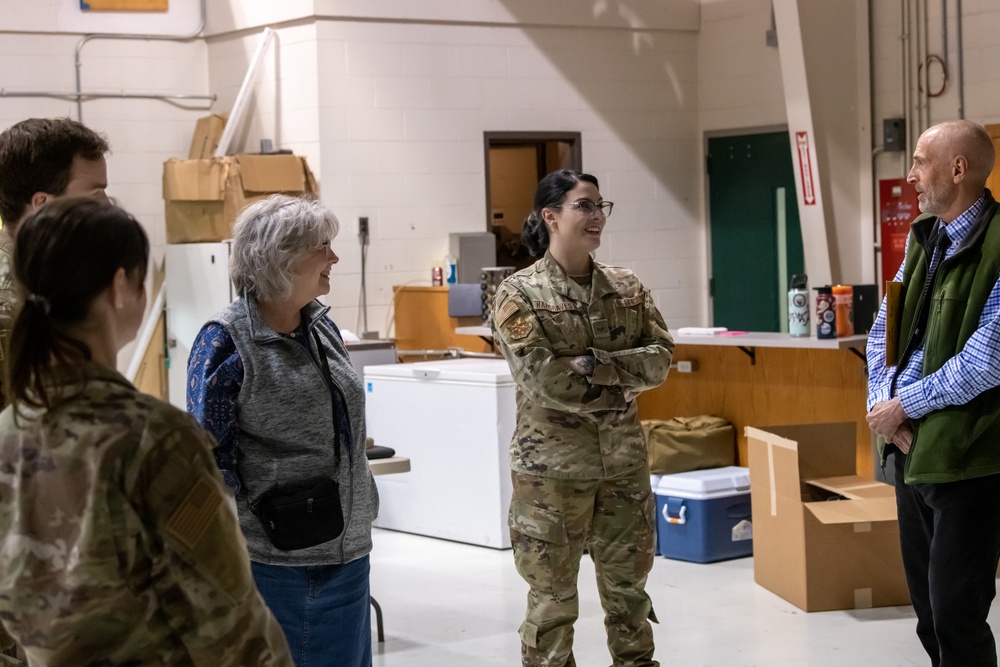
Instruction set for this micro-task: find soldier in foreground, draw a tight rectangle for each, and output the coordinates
[492,170,674,666]
[0,199,292,665]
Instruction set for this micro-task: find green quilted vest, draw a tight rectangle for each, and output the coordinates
[894,192,1000,482]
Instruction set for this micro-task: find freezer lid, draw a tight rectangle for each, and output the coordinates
[364,358,514,384]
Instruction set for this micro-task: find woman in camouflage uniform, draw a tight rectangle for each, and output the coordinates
[492,170,674,667]
[0,199,291,666]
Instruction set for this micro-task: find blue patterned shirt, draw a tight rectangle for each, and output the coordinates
[867,195,1000,417]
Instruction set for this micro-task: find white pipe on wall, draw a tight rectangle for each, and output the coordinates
[125,282,166,383]
[214,27,276,157]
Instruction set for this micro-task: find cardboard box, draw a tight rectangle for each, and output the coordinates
[745,423,910,612]
[162,154,317,244]
[188,113,228,159]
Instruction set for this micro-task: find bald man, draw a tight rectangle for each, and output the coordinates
[867,120,1000,667]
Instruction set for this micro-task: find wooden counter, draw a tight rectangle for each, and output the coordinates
[392,287,875,478]
[638,333,874,478]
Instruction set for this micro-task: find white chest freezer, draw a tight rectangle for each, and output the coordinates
[364,358,516,549]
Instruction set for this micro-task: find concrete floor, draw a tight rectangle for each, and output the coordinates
[369,527,999,667]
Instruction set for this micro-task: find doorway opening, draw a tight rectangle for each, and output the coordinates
[707,130,804,332]
[484,132,582,271]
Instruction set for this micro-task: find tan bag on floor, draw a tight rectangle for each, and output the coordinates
[642,416,736,474]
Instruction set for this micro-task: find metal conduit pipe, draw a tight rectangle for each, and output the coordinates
[902,0,911,165]
[870,0,883,281]
[942,0,948,64]
[920,0,934,131]
[917,0,928,131]
[914,0,921,133]
[957,0,965,118]
[0,90,214,103]
[2,0,212,121]
[73,0,208,122]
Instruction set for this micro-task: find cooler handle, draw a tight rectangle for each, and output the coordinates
[663,497,687,525]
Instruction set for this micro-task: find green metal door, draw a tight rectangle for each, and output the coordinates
[708,132,804,332]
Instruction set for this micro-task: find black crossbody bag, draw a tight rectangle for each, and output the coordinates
[247,329,346,551]
[249,476,343,551]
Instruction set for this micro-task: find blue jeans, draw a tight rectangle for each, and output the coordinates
[251,556,372,667]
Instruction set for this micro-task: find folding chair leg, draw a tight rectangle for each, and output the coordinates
[370,595,384,643]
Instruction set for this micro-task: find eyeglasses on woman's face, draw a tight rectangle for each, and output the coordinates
[550,199,614,218]
[308,239,337,255]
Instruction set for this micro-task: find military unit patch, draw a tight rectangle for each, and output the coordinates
[506,315,533,339]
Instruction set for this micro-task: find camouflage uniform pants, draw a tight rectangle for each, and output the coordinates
[509,467,658,667]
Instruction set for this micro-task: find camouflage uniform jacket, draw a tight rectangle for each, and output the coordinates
[0,362,292,665]
[492,252,674,479]
[0,232,16,410]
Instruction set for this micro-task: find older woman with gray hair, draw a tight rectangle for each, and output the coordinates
[187,194,378,666]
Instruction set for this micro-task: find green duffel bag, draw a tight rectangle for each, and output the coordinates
[642,416,736,474]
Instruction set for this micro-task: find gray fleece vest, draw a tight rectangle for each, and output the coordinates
[212,297,378,566]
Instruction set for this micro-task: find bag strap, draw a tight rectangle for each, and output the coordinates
[312,328,345,468]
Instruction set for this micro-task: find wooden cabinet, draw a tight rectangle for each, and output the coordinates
[392,286,492,357]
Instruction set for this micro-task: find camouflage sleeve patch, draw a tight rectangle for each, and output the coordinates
[166,476,221,550]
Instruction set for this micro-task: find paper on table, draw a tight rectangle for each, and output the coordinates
[676,327,728,336]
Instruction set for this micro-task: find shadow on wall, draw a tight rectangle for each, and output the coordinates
[497,0,700,222]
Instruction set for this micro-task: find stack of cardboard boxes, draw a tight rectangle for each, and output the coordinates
[162,114,317,243]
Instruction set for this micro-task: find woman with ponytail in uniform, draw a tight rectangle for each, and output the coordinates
[0,198,291,666]
[492,170,675,667]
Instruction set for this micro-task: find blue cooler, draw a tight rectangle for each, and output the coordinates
[655,466,752,563]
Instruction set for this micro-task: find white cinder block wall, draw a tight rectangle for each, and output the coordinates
[205,5,705,335]
[8,0,1000,354]
[1,4,210,370]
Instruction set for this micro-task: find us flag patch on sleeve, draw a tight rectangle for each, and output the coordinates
[496,300,519,326]
[167,477,221,550]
